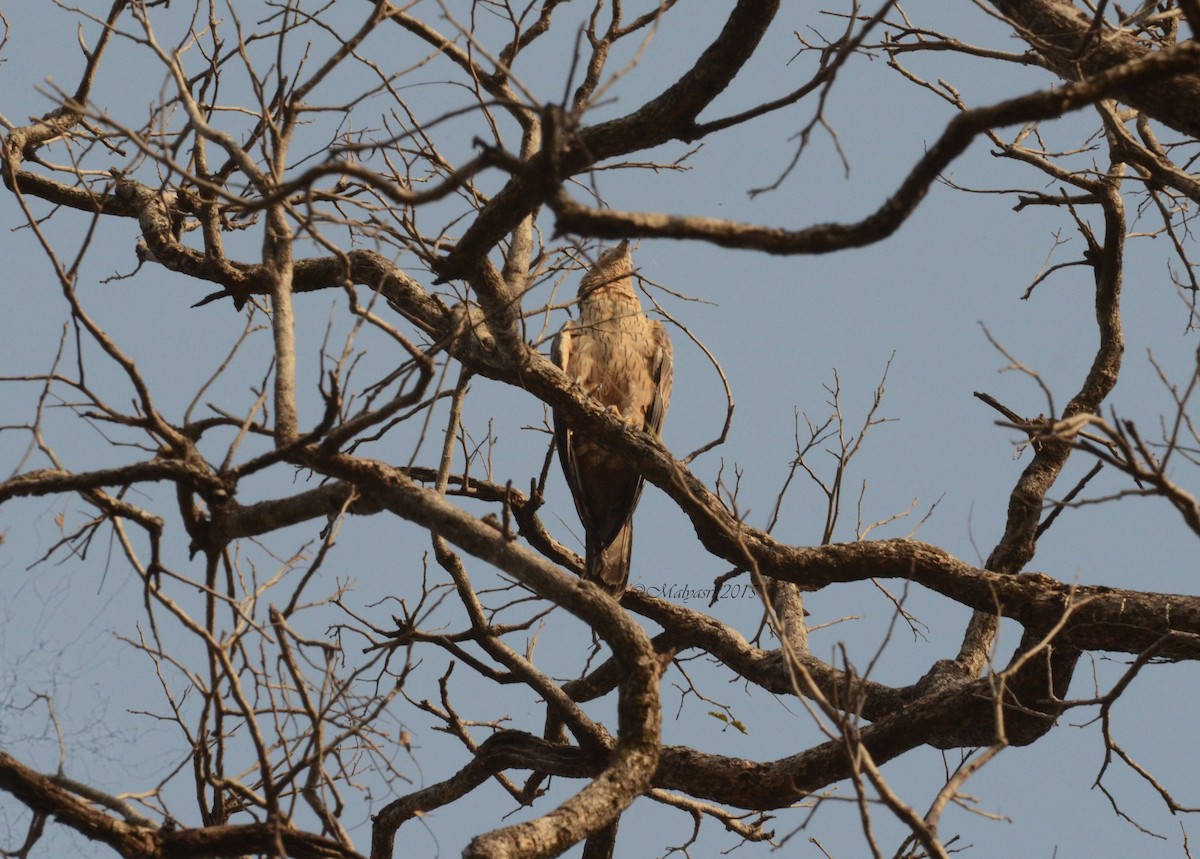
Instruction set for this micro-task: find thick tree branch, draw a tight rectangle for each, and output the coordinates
[551,40,1200,249]
[434,0,781,280]
[988,0,1200,138]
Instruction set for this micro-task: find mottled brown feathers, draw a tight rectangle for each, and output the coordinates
[551,242,673,596]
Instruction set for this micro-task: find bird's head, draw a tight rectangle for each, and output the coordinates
[578,240,633,297]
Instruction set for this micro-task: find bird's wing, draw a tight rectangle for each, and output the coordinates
[550,320,576,491]
[645,320,673,437]
[579,320,670,551]
[551,318,646,554]
[589,320,672,549]
[550,321,591,533]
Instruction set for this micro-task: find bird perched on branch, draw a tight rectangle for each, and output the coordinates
[551,241,673,596]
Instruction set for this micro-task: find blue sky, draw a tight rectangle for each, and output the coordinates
[2,2,1199,856]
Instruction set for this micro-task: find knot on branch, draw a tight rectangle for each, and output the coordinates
[112,174,191,269]
[448,302,497,358]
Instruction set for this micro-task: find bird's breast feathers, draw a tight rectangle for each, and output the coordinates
[560,317,662,426]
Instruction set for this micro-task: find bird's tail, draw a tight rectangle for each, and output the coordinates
[586,521,633,596]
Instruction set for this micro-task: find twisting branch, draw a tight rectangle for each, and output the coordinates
[4,3,1200,858]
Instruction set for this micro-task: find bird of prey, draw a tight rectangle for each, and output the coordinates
[551,241,673,595]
